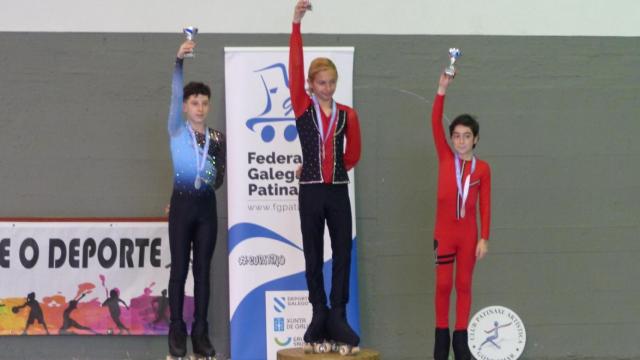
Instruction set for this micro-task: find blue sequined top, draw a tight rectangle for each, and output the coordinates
[168,59,226,192]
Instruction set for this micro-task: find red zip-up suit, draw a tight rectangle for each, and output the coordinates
[432,94,491,330]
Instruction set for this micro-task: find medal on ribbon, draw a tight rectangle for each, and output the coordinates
[311,95,337,160]
[187,124,211,190]
[455,153,476,218]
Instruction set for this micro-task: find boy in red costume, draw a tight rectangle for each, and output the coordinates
[431,72,491,360]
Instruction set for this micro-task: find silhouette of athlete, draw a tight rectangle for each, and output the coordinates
[479,321,512,350]
[12,292,50,335]
[151,289,170,327]
[102,289,130,334]
[59,293,96,335]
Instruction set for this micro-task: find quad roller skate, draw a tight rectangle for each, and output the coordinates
[303,305,331,354]
[326,307,360,356]
[190,321,217,360]
[452,330,471,360]
[167,320,188,360]
[433,328,450,360]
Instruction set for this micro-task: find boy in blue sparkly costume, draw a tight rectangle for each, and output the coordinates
[166,39,225,360]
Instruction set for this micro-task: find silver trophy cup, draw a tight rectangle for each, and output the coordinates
[183,26,198,58]
[445,48,462,77]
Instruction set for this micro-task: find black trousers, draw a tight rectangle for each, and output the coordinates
[299,184,352,308]
[168,189,217,324]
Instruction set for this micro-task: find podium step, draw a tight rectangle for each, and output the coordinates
[277,348,380,360]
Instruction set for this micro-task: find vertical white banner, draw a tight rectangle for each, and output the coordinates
[225,47,359,360]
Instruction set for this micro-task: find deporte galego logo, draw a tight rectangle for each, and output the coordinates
[468,305,526,360]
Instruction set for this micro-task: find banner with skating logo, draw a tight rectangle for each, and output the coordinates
[0,220,193,336]
[224,47,359,360]
[468,305,527,360]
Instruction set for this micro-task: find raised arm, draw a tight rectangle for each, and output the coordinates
[168,41,195,136]
[432,73,454,161]
[289,0,312,118]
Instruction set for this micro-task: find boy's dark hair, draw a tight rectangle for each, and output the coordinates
[183,81,211,102]
[449,114,479,148]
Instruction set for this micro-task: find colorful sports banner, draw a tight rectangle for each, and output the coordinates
[225,47,359,360]
[0,220,194,335]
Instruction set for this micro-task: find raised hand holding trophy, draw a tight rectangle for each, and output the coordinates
[182,26,198,58]
[445,48,462,77]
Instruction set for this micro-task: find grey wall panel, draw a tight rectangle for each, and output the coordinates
[0,32,639,359]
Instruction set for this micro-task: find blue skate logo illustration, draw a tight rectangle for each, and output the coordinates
[479,321,512,350]
[246,63,298,143]
[273,296,286,313]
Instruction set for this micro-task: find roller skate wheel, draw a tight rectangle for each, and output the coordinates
[189,356,216,360]
[166,356,187,360]
[303,343,313,354]
[314,342,329,353]
[189,354,216,360]
[339,344,352,356]
[331,341,339,352]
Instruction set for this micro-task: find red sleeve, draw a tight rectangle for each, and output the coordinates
[343,108,361,170]
[432,94,453,161]
[289,23,311,119]
[479,164,492,240]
